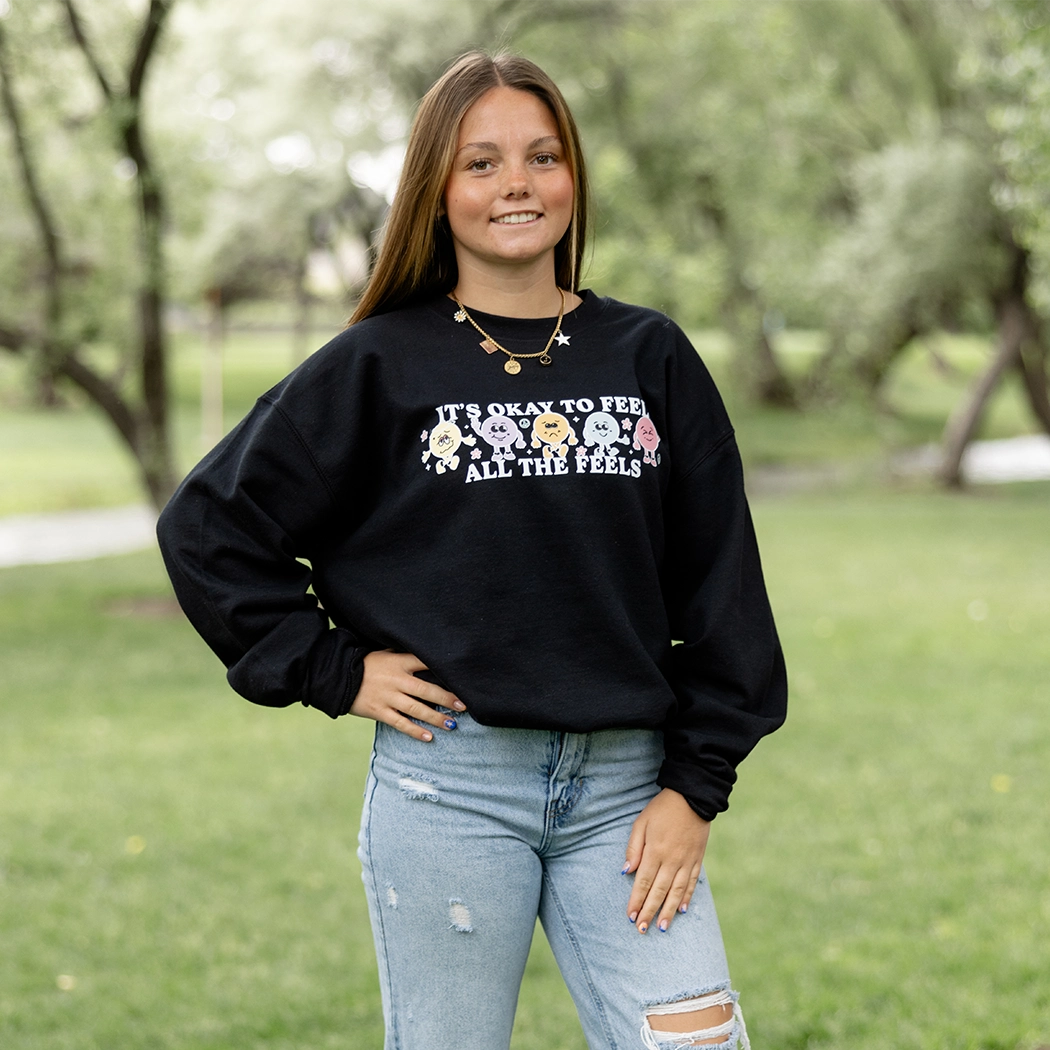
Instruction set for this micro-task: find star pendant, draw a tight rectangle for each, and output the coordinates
[555,331,571,346]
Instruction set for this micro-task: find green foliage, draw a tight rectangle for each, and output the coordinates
[817,136,1003,385]
[984,2,1050,308]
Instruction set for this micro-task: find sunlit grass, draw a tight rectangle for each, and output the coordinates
[1,488,1048,1049]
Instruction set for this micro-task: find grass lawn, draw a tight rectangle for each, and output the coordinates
[2,485,1048,1049]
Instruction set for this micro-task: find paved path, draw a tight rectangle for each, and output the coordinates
[0,504,157,568]
[1,436,1048,568]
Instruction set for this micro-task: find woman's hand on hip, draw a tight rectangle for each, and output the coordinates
[622,788,710,934]
[350,650,465,741]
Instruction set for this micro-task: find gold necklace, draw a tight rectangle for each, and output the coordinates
[451,289,566,375]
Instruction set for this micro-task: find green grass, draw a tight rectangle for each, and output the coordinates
[0,327,1040,514]
[2,487,1049,1049]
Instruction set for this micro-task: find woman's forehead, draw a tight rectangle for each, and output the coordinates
[457,86,559,146]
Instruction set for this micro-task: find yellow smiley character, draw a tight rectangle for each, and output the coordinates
[530,412,578,459]
[422,421,475,474]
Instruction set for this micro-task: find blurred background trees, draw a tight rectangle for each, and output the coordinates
[3,0,1050,507]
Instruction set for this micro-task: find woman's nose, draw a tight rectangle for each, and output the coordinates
[502,162,530,197]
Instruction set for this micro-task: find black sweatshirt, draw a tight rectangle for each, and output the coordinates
[157,290,787,820]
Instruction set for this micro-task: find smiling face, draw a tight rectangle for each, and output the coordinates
[443,86,575,282]
[481,416,517,447]
[634,416,660,451]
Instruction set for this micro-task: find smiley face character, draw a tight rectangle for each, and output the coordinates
[473,414,526,461]
[531,412,578,458]
[582,411,629,453]
[632,415,661,466]
[421,420,475,473]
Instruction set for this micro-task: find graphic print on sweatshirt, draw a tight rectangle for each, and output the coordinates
[419,395,661,484]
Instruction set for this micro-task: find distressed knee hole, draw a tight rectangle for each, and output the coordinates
[641,989,747,1050]
[448,899,473,933]
[385,884,398,909]
[397,774,439,801]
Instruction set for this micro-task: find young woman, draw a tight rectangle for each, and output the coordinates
[158,51,786,1050]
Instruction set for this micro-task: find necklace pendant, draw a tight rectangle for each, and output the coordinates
[504,358,522,375]
[454,309,467,322]
[480,339,499,355]
[539,353,552,366]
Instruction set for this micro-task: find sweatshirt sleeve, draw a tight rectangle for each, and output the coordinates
[655,330,788,820]
[156,362,370,719]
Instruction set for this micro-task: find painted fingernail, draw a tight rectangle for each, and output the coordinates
[621,865,630,875]
[679,903,688,913]
[628,912,637,924]
[453,700,466,710]
[638,923,648,934]
[421,731,433,741]
[444,718,457,730]
[658,920,668,932]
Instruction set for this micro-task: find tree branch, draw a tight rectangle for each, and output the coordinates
[128,0,173,101]
[56,351,141,452]
[0,20,65,366]
[0,323,34,354]
[60,0,114,102]
[882,0,959,115]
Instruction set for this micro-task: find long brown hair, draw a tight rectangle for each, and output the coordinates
[348,52,589,325]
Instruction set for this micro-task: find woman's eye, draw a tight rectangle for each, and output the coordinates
[469,158,492,172]
[534,153,557,165]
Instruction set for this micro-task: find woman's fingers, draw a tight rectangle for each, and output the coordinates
[400,673,464,713]
[393,654,466,711]
[351,651,466,741]
[623,790,709,934]
[630,862,673,933]
[629,862,698,933]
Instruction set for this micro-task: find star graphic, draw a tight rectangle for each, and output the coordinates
[555,331,571,346]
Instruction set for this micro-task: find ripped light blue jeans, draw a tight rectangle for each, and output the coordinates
[357,711,749,1050]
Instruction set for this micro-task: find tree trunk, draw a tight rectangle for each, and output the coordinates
[853,322,921,394]
[1016,338,1050,436]
[63,0,178,510]
[719,282,797,407]
[201,287,225,451]
[697,176,796,408]
[939,247,1032,486]
[293,257,313,365]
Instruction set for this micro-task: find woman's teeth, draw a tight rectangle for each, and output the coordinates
[494,213,539,224]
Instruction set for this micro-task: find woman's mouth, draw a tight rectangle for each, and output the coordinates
[492,212,540,224]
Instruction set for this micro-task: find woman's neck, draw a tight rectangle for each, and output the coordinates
[452,262,579,318]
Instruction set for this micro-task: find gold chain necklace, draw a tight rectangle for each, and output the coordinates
[451,289,566,375]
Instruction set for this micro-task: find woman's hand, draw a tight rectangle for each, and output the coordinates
[622,788,710,934]
[350,650,465,741]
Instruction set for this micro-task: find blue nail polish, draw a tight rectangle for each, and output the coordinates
[658,920,668,932]
[444,718,457,730]
[679,903,688,914]
[638,923,648,934]
[628,913,637,924]
[620,865,630,875]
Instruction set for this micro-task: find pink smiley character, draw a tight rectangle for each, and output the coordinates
[632,416,661,466]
